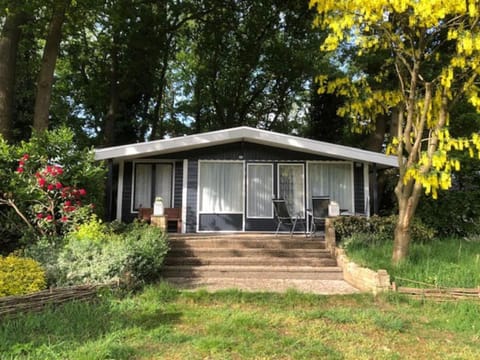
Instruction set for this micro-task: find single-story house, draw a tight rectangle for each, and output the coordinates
[95,126,397,233]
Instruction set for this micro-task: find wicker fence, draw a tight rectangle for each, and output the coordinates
[392,277,480,301]
[0,284,111,318]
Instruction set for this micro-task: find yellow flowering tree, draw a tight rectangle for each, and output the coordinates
[310,0,480,263]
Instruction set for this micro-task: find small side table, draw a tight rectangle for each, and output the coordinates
[151,215,167,231]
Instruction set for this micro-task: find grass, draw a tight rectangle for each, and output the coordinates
[1,282,480,359]
[344,236,480,288]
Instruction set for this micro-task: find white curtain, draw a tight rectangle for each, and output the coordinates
[247,164,273,218]
[134,164,152,209]
[308,163,353,212]
[155,164,173,207]
[278,164,305,217]
[199,162,243,213]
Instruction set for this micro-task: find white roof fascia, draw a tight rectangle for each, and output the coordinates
[94,126,398,168]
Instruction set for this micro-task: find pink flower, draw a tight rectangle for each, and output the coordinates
[16,167,24,173]
[55,182,63,189]
[36,213,44,219]
[22,154,29,160]
[78,188,87,196]
[46,214,53,221]
[60,216,68,223]
[18,160,25,167]
[64,200,72,207]
[38,178,46,187]
[47,184,54,191]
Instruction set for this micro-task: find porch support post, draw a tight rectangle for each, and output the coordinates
[105,159,114,221]
[116,160,124,221]
[181,159,188,233]
[372,163,378,215]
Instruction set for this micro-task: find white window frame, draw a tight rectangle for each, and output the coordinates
[131,160,175,213]
[246,163,274,219]
[306,161,354,213]
[277,163,305,218]
[197,160,245,215]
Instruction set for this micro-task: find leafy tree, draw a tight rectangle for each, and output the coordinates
[310,0,480,263]
[180,0,322,133]
[0,2,29,141]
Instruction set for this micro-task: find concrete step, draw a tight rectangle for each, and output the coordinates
[168,238,326,250]
[163,277,359,294]
[164,256,337,267]
[167,248,332,258]
[161,265,344,280]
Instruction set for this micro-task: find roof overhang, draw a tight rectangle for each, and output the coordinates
[94,126,398,168]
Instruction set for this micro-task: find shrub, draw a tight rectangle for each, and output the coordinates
[21,236,67,286]
[416,190,480,237]
[334,215,435,245]
[57,221,169,287]
[0,255,46,297]
[0,128,106,247]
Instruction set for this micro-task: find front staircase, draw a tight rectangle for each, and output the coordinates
[161,234,347,292]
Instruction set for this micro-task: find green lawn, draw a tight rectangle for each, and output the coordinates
[344,236,480,288]
[1,283,480,359]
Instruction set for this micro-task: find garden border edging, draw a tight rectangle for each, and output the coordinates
[325,217,391,295]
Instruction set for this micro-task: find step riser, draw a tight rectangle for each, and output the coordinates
[168,240,326,250]
[161,271,343,280]
[165,258,337,266]
[168,249,331,257]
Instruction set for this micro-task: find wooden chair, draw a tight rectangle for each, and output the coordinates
[164,208,182,233]
[138,208,153,222]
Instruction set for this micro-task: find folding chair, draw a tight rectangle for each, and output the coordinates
[273,198,305,237]
[309,196,330,235]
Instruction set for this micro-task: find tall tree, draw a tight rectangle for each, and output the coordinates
[181,0,322,133]
[32,0,69,132]
[0,3,28,141]
[310,0,480,263]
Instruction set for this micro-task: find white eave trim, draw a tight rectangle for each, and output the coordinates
[94,126,398,168]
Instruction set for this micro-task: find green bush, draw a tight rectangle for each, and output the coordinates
[57,221,169,287]
[0,255,46,297]
[416,190,480,237]
[21,236,64,286]
[334,215,435,245]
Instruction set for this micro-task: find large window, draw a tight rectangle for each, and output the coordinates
[199,161,244,213]
[278,164,305,218]
[308,162,353,212]
[133,163,173,210]
[247,163,273,218]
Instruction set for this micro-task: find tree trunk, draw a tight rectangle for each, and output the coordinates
[0,9,27,141]
[33,0,69,133]
[103,34,120,146]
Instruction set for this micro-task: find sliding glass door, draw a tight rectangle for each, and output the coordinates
[278,164,305,218]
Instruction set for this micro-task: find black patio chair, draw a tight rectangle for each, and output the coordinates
[309,196,330,235]
[272,198,305,237]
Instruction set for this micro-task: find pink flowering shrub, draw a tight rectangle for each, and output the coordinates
[14,154,94,237]
[1,128,106,247]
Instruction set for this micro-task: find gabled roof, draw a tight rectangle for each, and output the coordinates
[94,126,398,167]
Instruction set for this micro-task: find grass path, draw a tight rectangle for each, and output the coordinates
[1,283,480,359]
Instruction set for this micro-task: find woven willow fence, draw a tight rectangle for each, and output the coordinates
[392,278,480,301]
[0,284,111,318]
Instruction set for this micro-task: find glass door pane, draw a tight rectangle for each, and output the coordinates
[278,164,305,218]
[134,164,152,209]
[155,164,173,207]
[247,164,273,218]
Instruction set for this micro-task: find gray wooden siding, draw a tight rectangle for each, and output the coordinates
[354,163,365,214]
[174,161,183,208]
[186,160,197,233]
